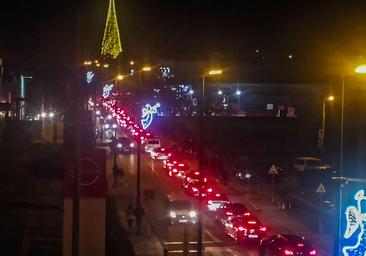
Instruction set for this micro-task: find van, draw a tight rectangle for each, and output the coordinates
[294,157,330,172]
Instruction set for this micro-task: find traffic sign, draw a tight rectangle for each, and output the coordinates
[268,164,279,175]
[316,183,326,193]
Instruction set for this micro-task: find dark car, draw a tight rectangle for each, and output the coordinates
[215,202,250,224]
[259,234,317,256]
[224,215,267,244]
[114,137,135,153]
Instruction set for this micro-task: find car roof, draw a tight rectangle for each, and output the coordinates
[277,234,307,242]
[296,157,321,161]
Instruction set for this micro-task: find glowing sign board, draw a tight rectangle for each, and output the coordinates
[342,189,366,256]
[86,71,95,84]
[102,84,114,98]
[141,103,160,129]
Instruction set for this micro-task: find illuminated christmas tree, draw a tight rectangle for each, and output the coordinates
[101,0,122,59]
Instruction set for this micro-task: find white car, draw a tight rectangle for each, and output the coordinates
[294,157,331,172]
[144,139,161,153]
[150,147,171,160]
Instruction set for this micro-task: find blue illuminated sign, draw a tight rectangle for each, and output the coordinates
[342,189,366,256]
[141,103,160,129]
[86,71,94,84]
[103,84,114,98]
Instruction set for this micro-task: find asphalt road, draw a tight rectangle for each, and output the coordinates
[114,151,260,256]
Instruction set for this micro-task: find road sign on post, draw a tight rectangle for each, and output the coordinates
[318,129,324,147]
[316,182,326,233]
[268,164,279,175]
[268,164,278,203]
[316,183,326,194]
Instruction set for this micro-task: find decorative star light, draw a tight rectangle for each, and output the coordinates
[343,189,366,256]
[141,103,160,129]
[103,84,114,98]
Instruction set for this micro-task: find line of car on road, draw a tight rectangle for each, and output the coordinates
[100,100,318,256]
[149,146,318,255]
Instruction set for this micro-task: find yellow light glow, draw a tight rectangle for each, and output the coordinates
[142,66,152,72]
[355,65,366,74]
[327,95,335,102]
[130,60,135,65]
[116,74,124,80]
[84,61,92,66]
[94,60,99,64]
[96,63,101,67]
[208,69,223,75]
[103,63,109,68]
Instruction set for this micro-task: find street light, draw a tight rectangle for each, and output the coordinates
[235,89,241,96]
[336,65,366,255]
[319,95,335,161]
[116,74,124,80]
[197,68,223,256]
[218,90,223,95]
[134,65,152,235]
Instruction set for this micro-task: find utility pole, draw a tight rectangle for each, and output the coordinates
[134,69,144,235]
[197,75,205,256]
[71,12,81,256]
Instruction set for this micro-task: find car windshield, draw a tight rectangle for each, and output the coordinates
[118,137,130,143]
[169,201,191,210]
[148,140,160,145]
[232,203,247,213]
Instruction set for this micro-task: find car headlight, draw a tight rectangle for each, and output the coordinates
[169,211,176,218]
[130,142,135,148]
[116,143,123,149]
[189,211,196,218]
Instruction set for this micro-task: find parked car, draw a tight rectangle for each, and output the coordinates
[294,157,330,172]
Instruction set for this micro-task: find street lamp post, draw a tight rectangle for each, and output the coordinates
[134,66,151,235]
[336,65,366,255]
[320,95,334,161]
[197,69,222,256]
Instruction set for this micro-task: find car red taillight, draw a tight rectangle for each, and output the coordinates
[297,243,304,247]
[248,220,257,224]
[226,211,233,216]
[238,226,246,231]
[243,212,251,216]
[283,249,294,255]
[173,168,178,173]
[208,200,213,204]
[309,249,317,255]
[259,226,266,232]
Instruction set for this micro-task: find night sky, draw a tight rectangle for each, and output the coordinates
[0,0,366,102]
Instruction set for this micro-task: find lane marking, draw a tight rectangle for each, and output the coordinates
[145,158,175,195]
[163,241,216,245]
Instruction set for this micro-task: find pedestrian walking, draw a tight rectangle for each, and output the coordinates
[126,204,135,232]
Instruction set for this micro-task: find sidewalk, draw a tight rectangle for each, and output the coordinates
[105,148,165,256]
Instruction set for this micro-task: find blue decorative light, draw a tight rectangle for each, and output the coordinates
[342,189,366,256]
[86,71,95,84]
[141,103,160,129]
[103,84,114,98]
